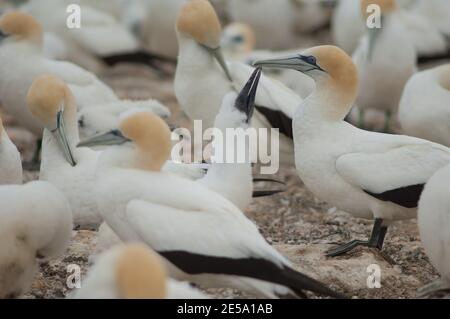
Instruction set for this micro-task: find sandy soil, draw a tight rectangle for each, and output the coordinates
[1,35,448,299]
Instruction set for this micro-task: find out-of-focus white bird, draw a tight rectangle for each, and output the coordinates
[87,108,343,299]
[0,12,169,144]
[175,0,303,165]
[73,244,208,299]
[410,0,450,37]
[221,23,315,99]
[353,0,417,131]
[418,163,450,296]
[398,64,450,147]
[0,116,22,184]
[255,45,450,257]
[0,181,72,298]
[26,75,103,229]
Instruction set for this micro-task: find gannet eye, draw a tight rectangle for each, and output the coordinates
[78,116,85,128]
[232,35,244,43]
[303,55,317,65]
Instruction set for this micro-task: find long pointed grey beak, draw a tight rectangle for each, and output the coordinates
[77,130,130,148]
[235,67,262,122]
[253,54,325,74]
[367,26,382,62]
[205,46,233,82]
[52,111,77,167]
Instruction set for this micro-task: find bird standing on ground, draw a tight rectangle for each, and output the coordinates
[417,163,450,296]
[254,45,450,257]
[0,181,72,298]
[73,244,208,299]
[86,70,343,299]
[398,64,450,147]
[0,116,22,184]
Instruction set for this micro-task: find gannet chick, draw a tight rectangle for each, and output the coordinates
[255,45,450,257]
[0,181,72,298]
[88,107,344,298]
[417,164,450,296]
[175,0,302,165]
[353,0,417,131]
[73,244,208,299]
[26,75,103,229]
[398,64,450,147]
[0,11,168,158]
[0,116,22,184]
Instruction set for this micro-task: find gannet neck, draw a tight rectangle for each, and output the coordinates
[177,35,218,74]
[437,65,450,91]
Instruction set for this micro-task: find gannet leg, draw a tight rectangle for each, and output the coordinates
[326,219,388,257]
[358,108,365,129]
[22,138,42,171]
[417,279,450,297]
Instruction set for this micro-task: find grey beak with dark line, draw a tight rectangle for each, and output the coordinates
[77,130,130,148]
[204,45,233,82]
[52,110,77,166]
[235,67,262,123]
[253,54,325,74]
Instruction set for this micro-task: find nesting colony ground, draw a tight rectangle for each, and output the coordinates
[1,57,448,299]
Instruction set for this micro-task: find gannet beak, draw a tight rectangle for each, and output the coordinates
[51,110,77,167]
[205,46,233,82]
[235,67,262,122]
[0,31,8,43]
[253,54,325,74]
[367,26,382,61]
[77,130,130,148]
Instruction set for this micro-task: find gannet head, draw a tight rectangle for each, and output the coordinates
[0,11,43,46]
[27,75,77,166]
[176,0,232,81]
[78,110,171,171]
[254,45,358,117]
[221,23,256,57]
[116,244,167,299]
[360,0,397,60]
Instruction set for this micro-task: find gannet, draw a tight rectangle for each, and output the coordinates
[0,116,22,184]
[417,163,450,296]
[26,75,103,229]
[254,45,450,257]
[73,244,208,299]
[353,0,417,131]
[175,0,302,165]
[0,11,169,154]
[398,64,450,147]
[332,0,366,54]
[410,0,450,38]
[87,106,343,299]
[0,181,72,298]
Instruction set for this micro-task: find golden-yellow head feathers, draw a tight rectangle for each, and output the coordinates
[116,244,167,299]
[0,11,43,44]
[120,110,172,171]
[27,75,74,126]
[360,0,397,18]
[176,0,222,48]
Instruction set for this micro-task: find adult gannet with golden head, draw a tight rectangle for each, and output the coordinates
[0,11,169,160]
[417,163,450,296]
[0,116,22,184]
[85,94,343,298]
[254,45,450,257]
[73,244,208,299]
[175,0,302,165]
[353,0,417,131]
[0,181,72,298]
[398,64,450,147]
[26,75,103,229]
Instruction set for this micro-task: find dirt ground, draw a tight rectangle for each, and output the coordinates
[1,33,448,299]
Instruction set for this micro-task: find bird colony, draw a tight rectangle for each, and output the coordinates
[0,0,449,299]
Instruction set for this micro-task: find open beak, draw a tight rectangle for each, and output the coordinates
[205,46,233,82]
[77,130,130,148]
[253,54,324,74]
[235,67,262,122]
[51,111,77,166]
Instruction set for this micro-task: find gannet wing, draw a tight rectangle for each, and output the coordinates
[336,144,450,208]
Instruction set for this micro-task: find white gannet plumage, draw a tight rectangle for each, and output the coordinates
[0,116,22,184]
[254,45,450,257]
[0,181,72,298]
[398,64,450,147]
[73,244,208,299]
